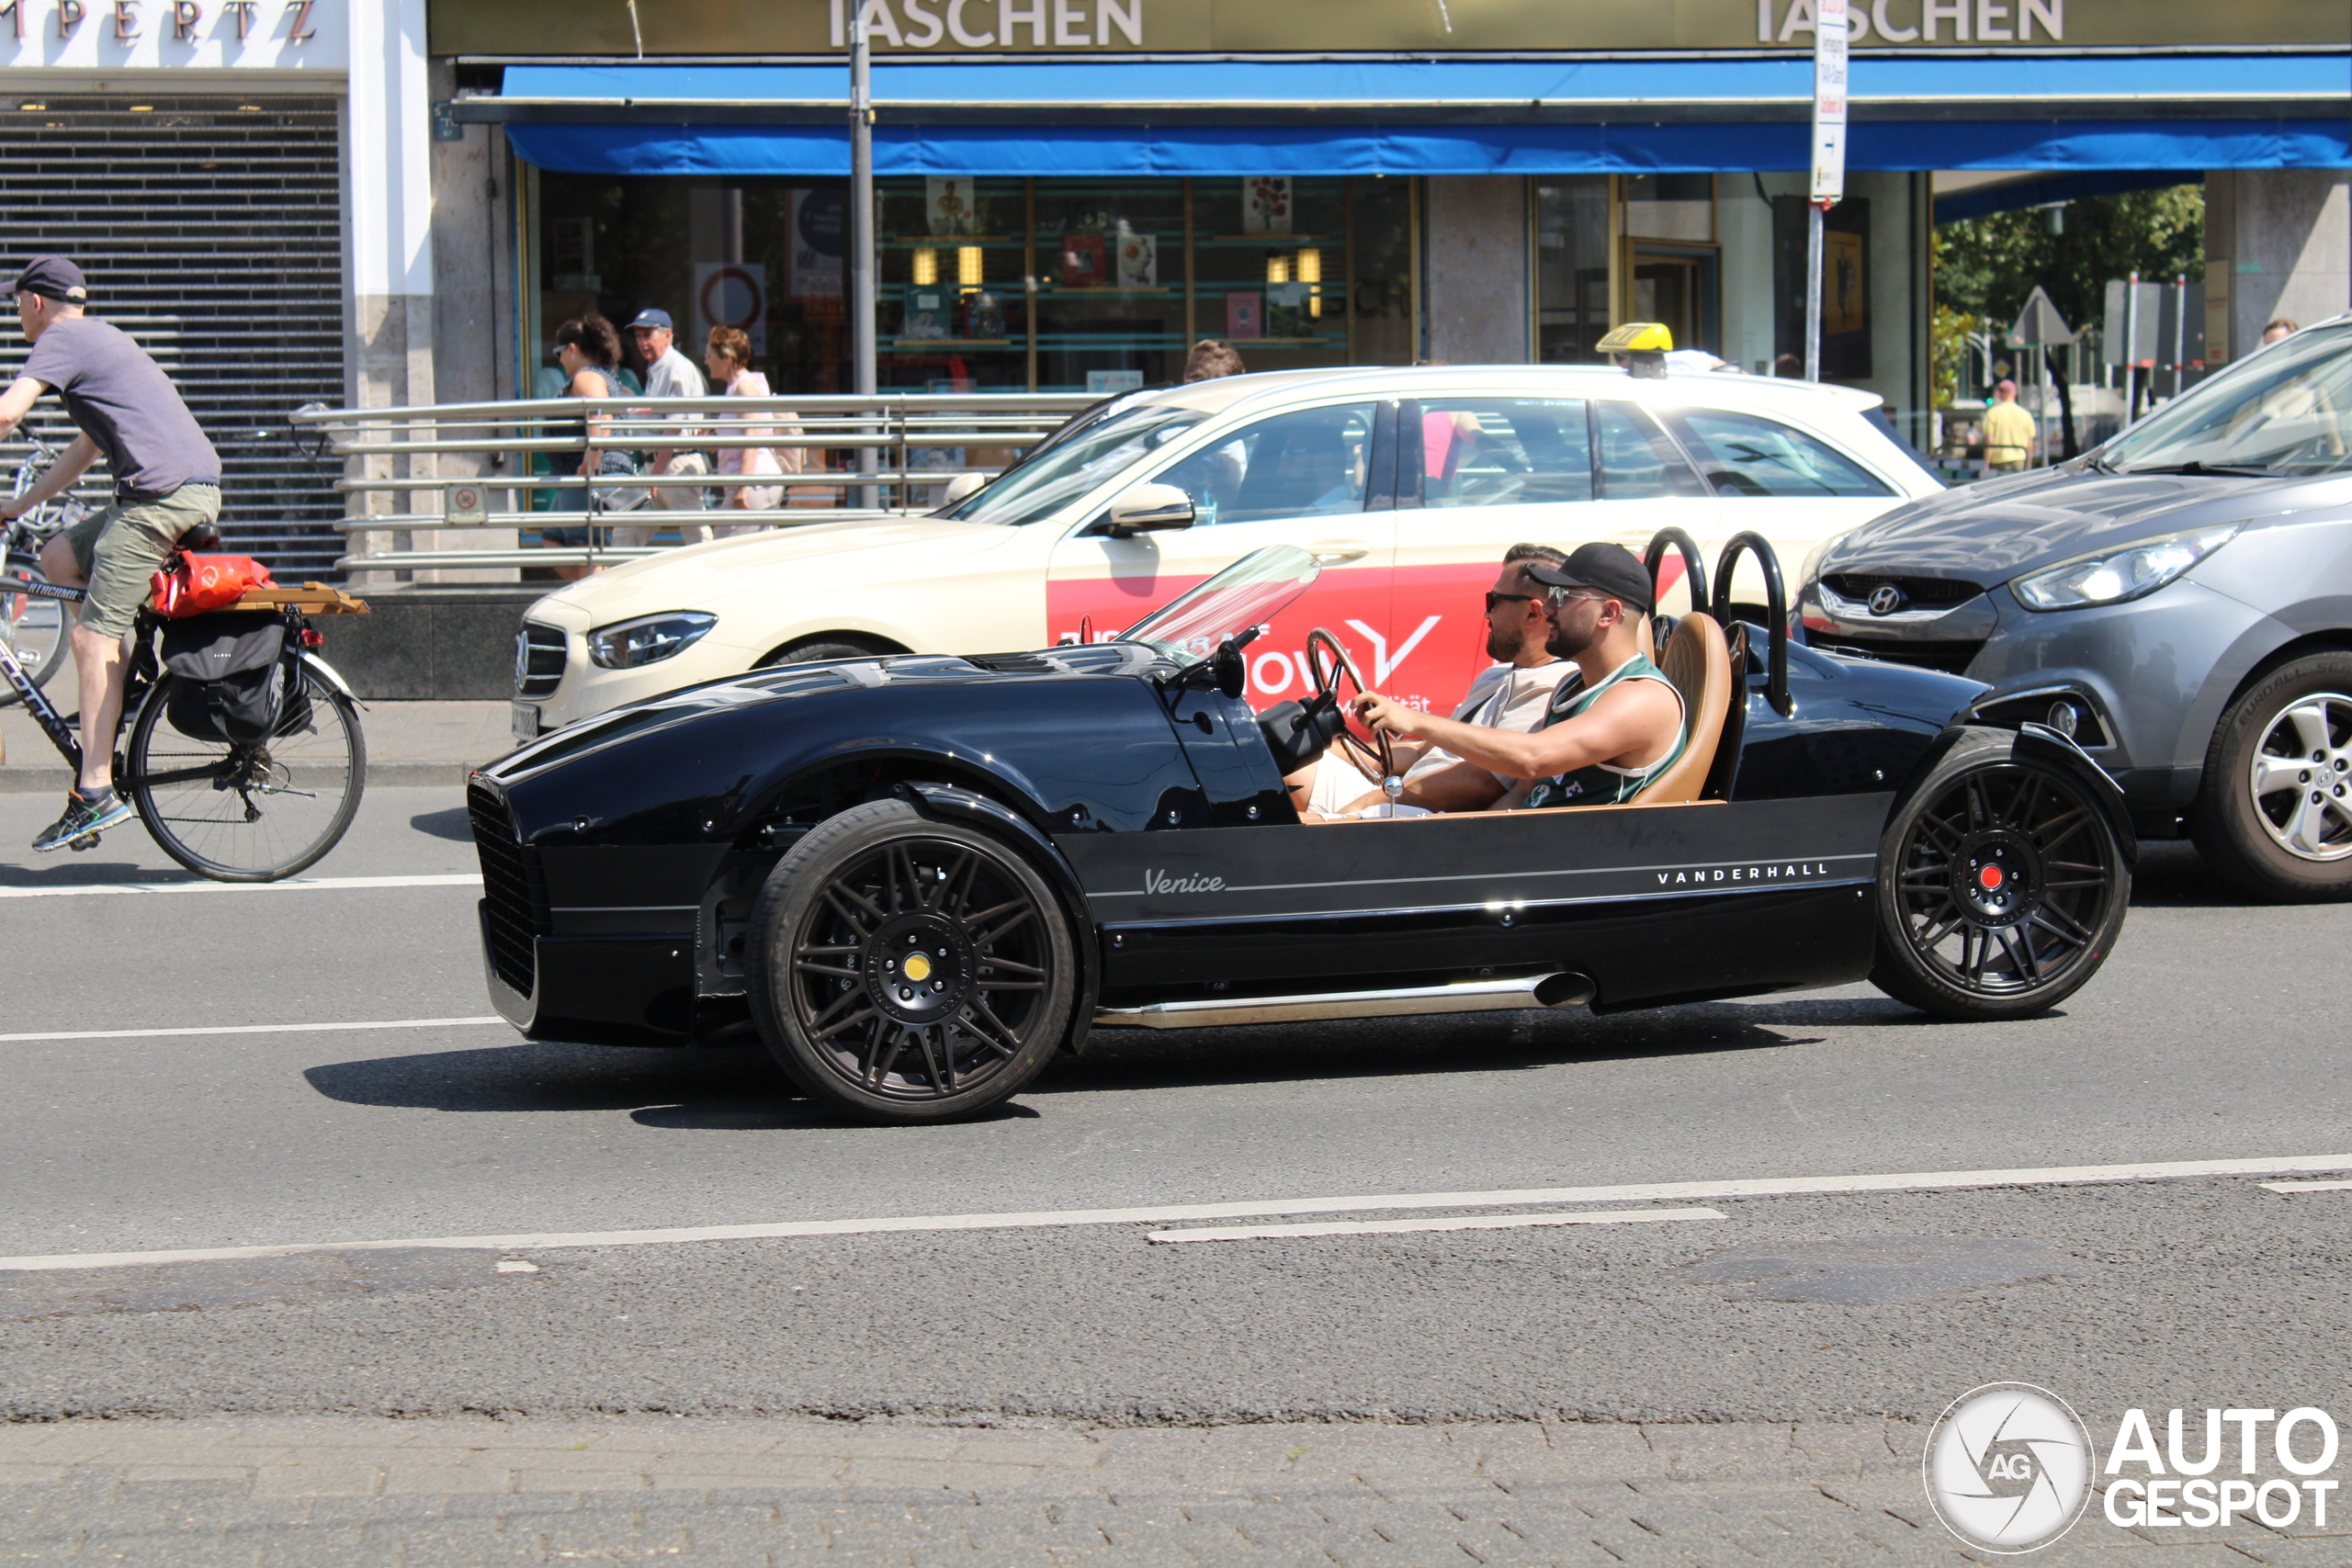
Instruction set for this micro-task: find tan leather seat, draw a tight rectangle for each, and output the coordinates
[1641,612,1733,806]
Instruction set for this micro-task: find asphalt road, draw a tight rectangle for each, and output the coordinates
[1,785,2348,1433]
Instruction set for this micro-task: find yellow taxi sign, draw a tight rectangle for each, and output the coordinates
[1597,321,1675,354]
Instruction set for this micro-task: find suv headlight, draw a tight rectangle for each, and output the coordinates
[2009,524,2242,612]
[586,611,718,669]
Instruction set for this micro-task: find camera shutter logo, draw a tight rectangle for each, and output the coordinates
[1924,1382,2094,1552]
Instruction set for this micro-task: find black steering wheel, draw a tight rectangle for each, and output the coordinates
[1303,627,1395,787]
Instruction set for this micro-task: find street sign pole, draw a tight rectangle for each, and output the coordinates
[849,2,877,504]
[1804,0,1849,383]
[2122,269,2140,427]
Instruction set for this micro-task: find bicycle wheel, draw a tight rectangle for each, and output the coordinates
[0,565,68,704]
[123,665,367,882]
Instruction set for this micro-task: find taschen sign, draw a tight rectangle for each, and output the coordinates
[0,0,341,71]
[428,0,2352,57]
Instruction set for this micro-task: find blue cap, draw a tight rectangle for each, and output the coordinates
[626,307,673,332]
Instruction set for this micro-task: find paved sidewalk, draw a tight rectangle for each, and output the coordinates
[0,699,509,790]
[0,1416,2339,1565]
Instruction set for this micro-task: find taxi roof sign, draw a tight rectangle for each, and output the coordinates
[1597,321,1674,354]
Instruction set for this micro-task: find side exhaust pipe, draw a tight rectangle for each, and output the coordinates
[1095,972,1593,1031]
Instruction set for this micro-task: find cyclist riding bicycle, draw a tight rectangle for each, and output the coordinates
[0,255,223,852]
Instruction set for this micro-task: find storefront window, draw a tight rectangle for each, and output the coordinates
[1535,177,1610,364]
[532,171,1418,400]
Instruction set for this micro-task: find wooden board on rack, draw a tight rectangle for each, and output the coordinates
[227,583,371,615]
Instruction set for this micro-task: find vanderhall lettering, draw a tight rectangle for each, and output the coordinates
[467,542,2137,1124]
[1657,863,1831,886]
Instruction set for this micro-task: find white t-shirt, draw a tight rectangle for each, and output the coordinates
[642,345,705,401]
[1404,660,1567,784]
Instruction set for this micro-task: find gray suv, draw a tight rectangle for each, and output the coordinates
[1799,315,2352,901]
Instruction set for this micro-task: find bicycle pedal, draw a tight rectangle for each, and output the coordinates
[67,831,100,852]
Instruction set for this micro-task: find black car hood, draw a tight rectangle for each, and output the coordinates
[1819,465,2331,581]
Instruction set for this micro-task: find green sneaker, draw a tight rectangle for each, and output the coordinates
[32,787,135,852]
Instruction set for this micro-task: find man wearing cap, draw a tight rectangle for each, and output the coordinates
[614,308,710,547]
[0,255,223,851]
[1352,542,1687,812]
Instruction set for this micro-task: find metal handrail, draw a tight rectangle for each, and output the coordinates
[300,390,1098,576]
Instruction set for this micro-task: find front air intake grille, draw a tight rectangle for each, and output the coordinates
[516,623,567,698]
[468,781,548,998]
[1823,573,1986,608]
[1810,633,1986,677]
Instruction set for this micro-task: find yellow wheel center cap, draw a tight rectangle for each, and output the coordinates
[903,953,933,982]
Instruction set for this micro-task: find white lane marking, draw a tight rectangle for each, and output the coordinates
[2,1152,2346,1274]
[0,1016,504,1045]
[0,874,481,899]
[2259,1179,2352,1193]
[1145,1207,1725,1244]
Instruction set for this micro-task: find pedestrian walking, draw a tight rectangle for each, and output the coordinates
[1981,378,2035,473]
[701,326,802,536]
[1182,339,1246,383]
[0,256,225,850]
[542,314,625,581]
[613,308,710,547]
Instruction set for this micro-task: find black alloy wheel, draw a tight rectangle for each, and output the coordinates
[1870,730,2130,1021]
[747,799,1076,1122]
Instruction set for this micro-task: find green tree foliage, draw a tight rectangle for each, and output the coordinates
[1935,185,2205,340]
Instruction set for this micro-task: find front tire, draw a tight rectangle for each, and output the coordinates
[0,565,67,704]
[1870,730,2130,1021]
[746,799,1077,1123]
[2189,654,2352,902]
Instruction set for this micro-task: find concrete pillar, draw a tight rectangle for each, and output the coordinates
[424,59,520,582]
[2204,170,2352,366]
[1424,176,1531,365]
[344,0,435,584]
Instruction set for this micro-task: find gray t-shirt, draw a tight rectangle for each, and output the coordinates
[20,316,220,502]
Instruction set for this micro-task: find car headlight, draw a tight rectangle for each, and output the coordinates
[1798,528,1855,594]
[2009,524,2242,612]
[586,611,718,669]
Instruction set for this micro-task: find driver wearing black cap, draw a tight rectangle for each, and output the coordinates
[1352,541,1687,811]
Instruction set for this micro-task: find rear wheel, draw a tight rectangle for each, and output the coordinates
[2189,655,2352,902]
[747,799,1076,1123]
[0,566,67,703]
[123,666,366,882]
[1870,730,2130,1020]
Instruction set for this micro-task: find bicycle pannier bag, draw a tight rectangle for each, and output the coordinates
[158,612,306,745]
[150,552,276,617]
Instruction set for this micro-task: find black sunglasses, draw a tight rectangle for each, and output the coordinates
[1483,592,1538,613]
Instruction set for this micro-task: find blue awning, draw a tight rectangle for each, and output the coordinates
[488,55,2352,177]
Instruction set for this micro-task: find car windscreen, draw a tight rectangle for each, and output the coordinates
[2104,323,2352,476]
[1116,545,1320,669]
[943,402,1210,527]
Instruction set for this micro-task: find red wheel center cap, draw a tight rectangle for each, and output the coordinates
[1979,864,2005,891]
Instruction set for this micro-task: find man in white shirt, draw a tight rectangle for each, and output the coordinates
[614,308,710,547]
[1295,543,1569,816]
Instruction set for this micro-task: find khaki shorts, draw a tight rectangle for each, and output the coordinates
[64,483,222,637]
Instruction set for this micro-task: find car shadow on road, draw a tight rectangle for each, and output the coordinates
[302,1039,814,1122]
[2127,840,2277,909]
[409,807,473,842]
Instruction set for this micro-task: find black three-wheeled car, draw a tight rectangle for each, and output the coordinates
[468,534,2134,1122]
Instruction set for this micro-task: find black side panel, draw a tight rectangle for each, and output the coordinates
[526,937,699,1045]
[1057,794,1890,928]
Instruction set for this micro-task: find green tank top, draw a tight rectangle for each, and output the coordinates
[1520,653,1688,810]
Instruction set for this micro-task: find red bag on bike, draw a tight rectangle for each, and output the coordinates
[149,552,275,617]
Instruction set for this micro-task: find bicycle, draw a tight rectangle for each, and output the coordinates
[0,440,92,705]
[0,547,369,884]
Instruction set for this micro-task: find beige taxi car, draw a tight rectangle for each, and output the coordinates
[512,362,1941,739]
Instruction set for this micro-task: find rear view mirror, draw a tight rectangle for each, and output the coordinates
[940,471,988,505]
[1103,483,1195,538]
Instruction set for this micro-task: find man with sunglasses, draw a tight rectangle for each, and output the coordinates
[1355,541,1686,811]
[1295,543,1568,816]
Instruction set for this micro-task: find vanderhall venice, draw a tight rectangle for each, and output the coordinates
[467,536,2134,1123]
